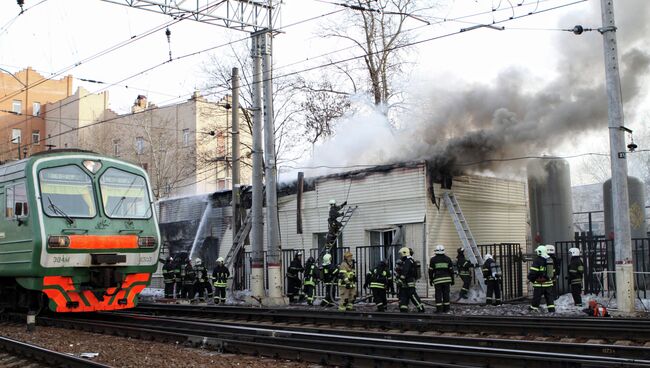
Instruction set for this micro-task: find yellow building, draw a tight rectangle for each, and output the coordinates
[0,67,73,161]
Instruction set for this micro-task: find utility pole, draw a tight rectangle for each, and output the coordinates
[600,0,635,314]
[249,34,266,299]
[231,67,241,236]
[262,31,283,302]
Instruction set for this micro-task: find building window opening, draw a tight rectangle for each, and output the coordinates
[136,136,144,155]
[32,102,40,116]
[32,130,40,144]
[12,100,21,114]
[182,129,190,147]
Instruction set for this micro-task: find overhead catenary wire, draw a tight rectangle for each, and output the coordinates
[0,0,586,157]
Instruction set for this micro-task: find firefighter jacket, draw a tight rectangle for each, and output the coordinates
[328,202,346,222]
[482,258,501,281]
[287,258,304,280]
[429,254,454,285]
[369,265,392,290]
[549,255,560,279]
[456,255,473,277]
[339,260,356,289]
[162,262,175,284]
[304,262,318,286]
[194,264,209,283]
[568,256,584,285]
[398,256,417,288]
[173,261,183,282]
[212,265,230,288]
[182,263,196,285]
[321,263,339,285]
[527,256,553,287]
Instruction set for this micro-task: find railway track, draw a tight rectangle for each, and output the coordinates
[0,334,111,368]
[133,302,650,343]
[38,310,650,368]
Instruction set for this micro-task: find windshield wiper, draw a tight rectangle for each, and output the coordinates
[47,197,74,225]
[109,196,127,217]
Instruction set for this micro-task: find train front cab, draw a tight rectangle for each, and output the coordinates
[31,155,160,312]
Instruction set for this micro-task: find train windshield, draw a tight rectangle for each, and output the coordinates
[99,168,151,219]
[39,165,97,218]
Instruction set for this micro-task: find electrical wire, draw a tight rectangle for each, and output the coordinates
[0,0,587,157]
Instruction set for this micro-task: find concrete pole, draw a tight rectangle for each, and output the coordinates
[261,31,284,303]
[250,34,265,299]
[231,67,241,236]
[600,0,635,314]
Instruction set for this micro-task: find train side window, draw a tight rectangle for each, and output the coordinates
[5,187,13,218]
[5,183,28,218]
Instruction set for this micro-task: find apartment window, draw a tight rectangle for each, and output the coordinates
[32,102,41,116]
[182,129,190,147]
[11,129,21,144]
[136,137,145,155]
[12,100,21,114]
[113,139,120,156]
[216,130,226,157]
[368,229,397,268]
[32,130,40,144]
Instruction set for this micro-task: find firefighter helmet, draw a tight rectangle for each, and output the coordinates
[307,256,315,264]
[329,199,336,205]
[434,244,445,254]
[322,253,332,265]
[195,258,202,265]
[536,245,548,257]
[457,247,464,254]
[217,257,224,263]
[398,247,410,257]
[545,244,555,255]
[484,253,493,260]
[569,247,581,257]
[344,251,353,260]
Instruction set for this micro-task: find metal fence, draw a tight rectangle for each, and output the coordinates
[355,245,401,298]
[477,243,525,301]
[556,235,650,298]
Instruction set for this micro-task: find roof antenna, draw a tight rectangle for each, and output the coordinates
[165,27,172,62]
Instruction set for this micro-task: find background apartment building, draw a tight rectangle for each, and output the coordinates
[44,87,251,198]
[0,67,73,162]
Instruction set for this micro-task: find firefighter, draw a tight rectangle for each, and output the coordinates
[482,254,502,306]
[193,258,213,303]
[180,258,196,300]
[320,253,339,307]
[212,257,229,305]
[568,247,584,306]
[327,199,347,233]
[456,248,473,299]
[303,256,319,305]
[173,255,183,299]
[545,244,561,300]
[429,244,454,313]
[287,252,304,303]
[162,256,175,299]
[528,245,555,312]
[369,260,392,312]
[338,251,357,311]
[397,247,424,313]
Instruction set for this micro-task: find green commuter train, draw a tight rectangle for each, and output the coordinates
[0,150,160,312]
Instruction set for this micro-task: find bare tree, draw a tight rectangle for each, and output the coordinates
[297,78,350,144]
[202,46,304,165]
[320,0,437,110]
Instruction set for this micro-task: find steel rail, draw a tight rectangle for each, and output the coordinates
[39,313,650,368]
[0,335,112,368]
[134,302,650,342]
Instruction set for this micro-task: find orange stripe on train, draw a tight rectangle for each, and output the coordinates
[67,235,139,249]
[43,273,150,312]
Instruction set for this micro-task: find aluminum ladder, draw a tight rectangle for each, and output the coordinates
[442,192,486,291]
[224,211,252,269]
[318,206,359,259]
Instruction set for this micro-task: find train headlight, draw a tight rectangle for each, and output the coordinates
[47,235,70,248]
[83,160,102,174]
[137,236,156,248]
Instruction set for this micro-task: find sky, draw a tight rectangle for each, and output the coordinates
[0,0,648,185]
